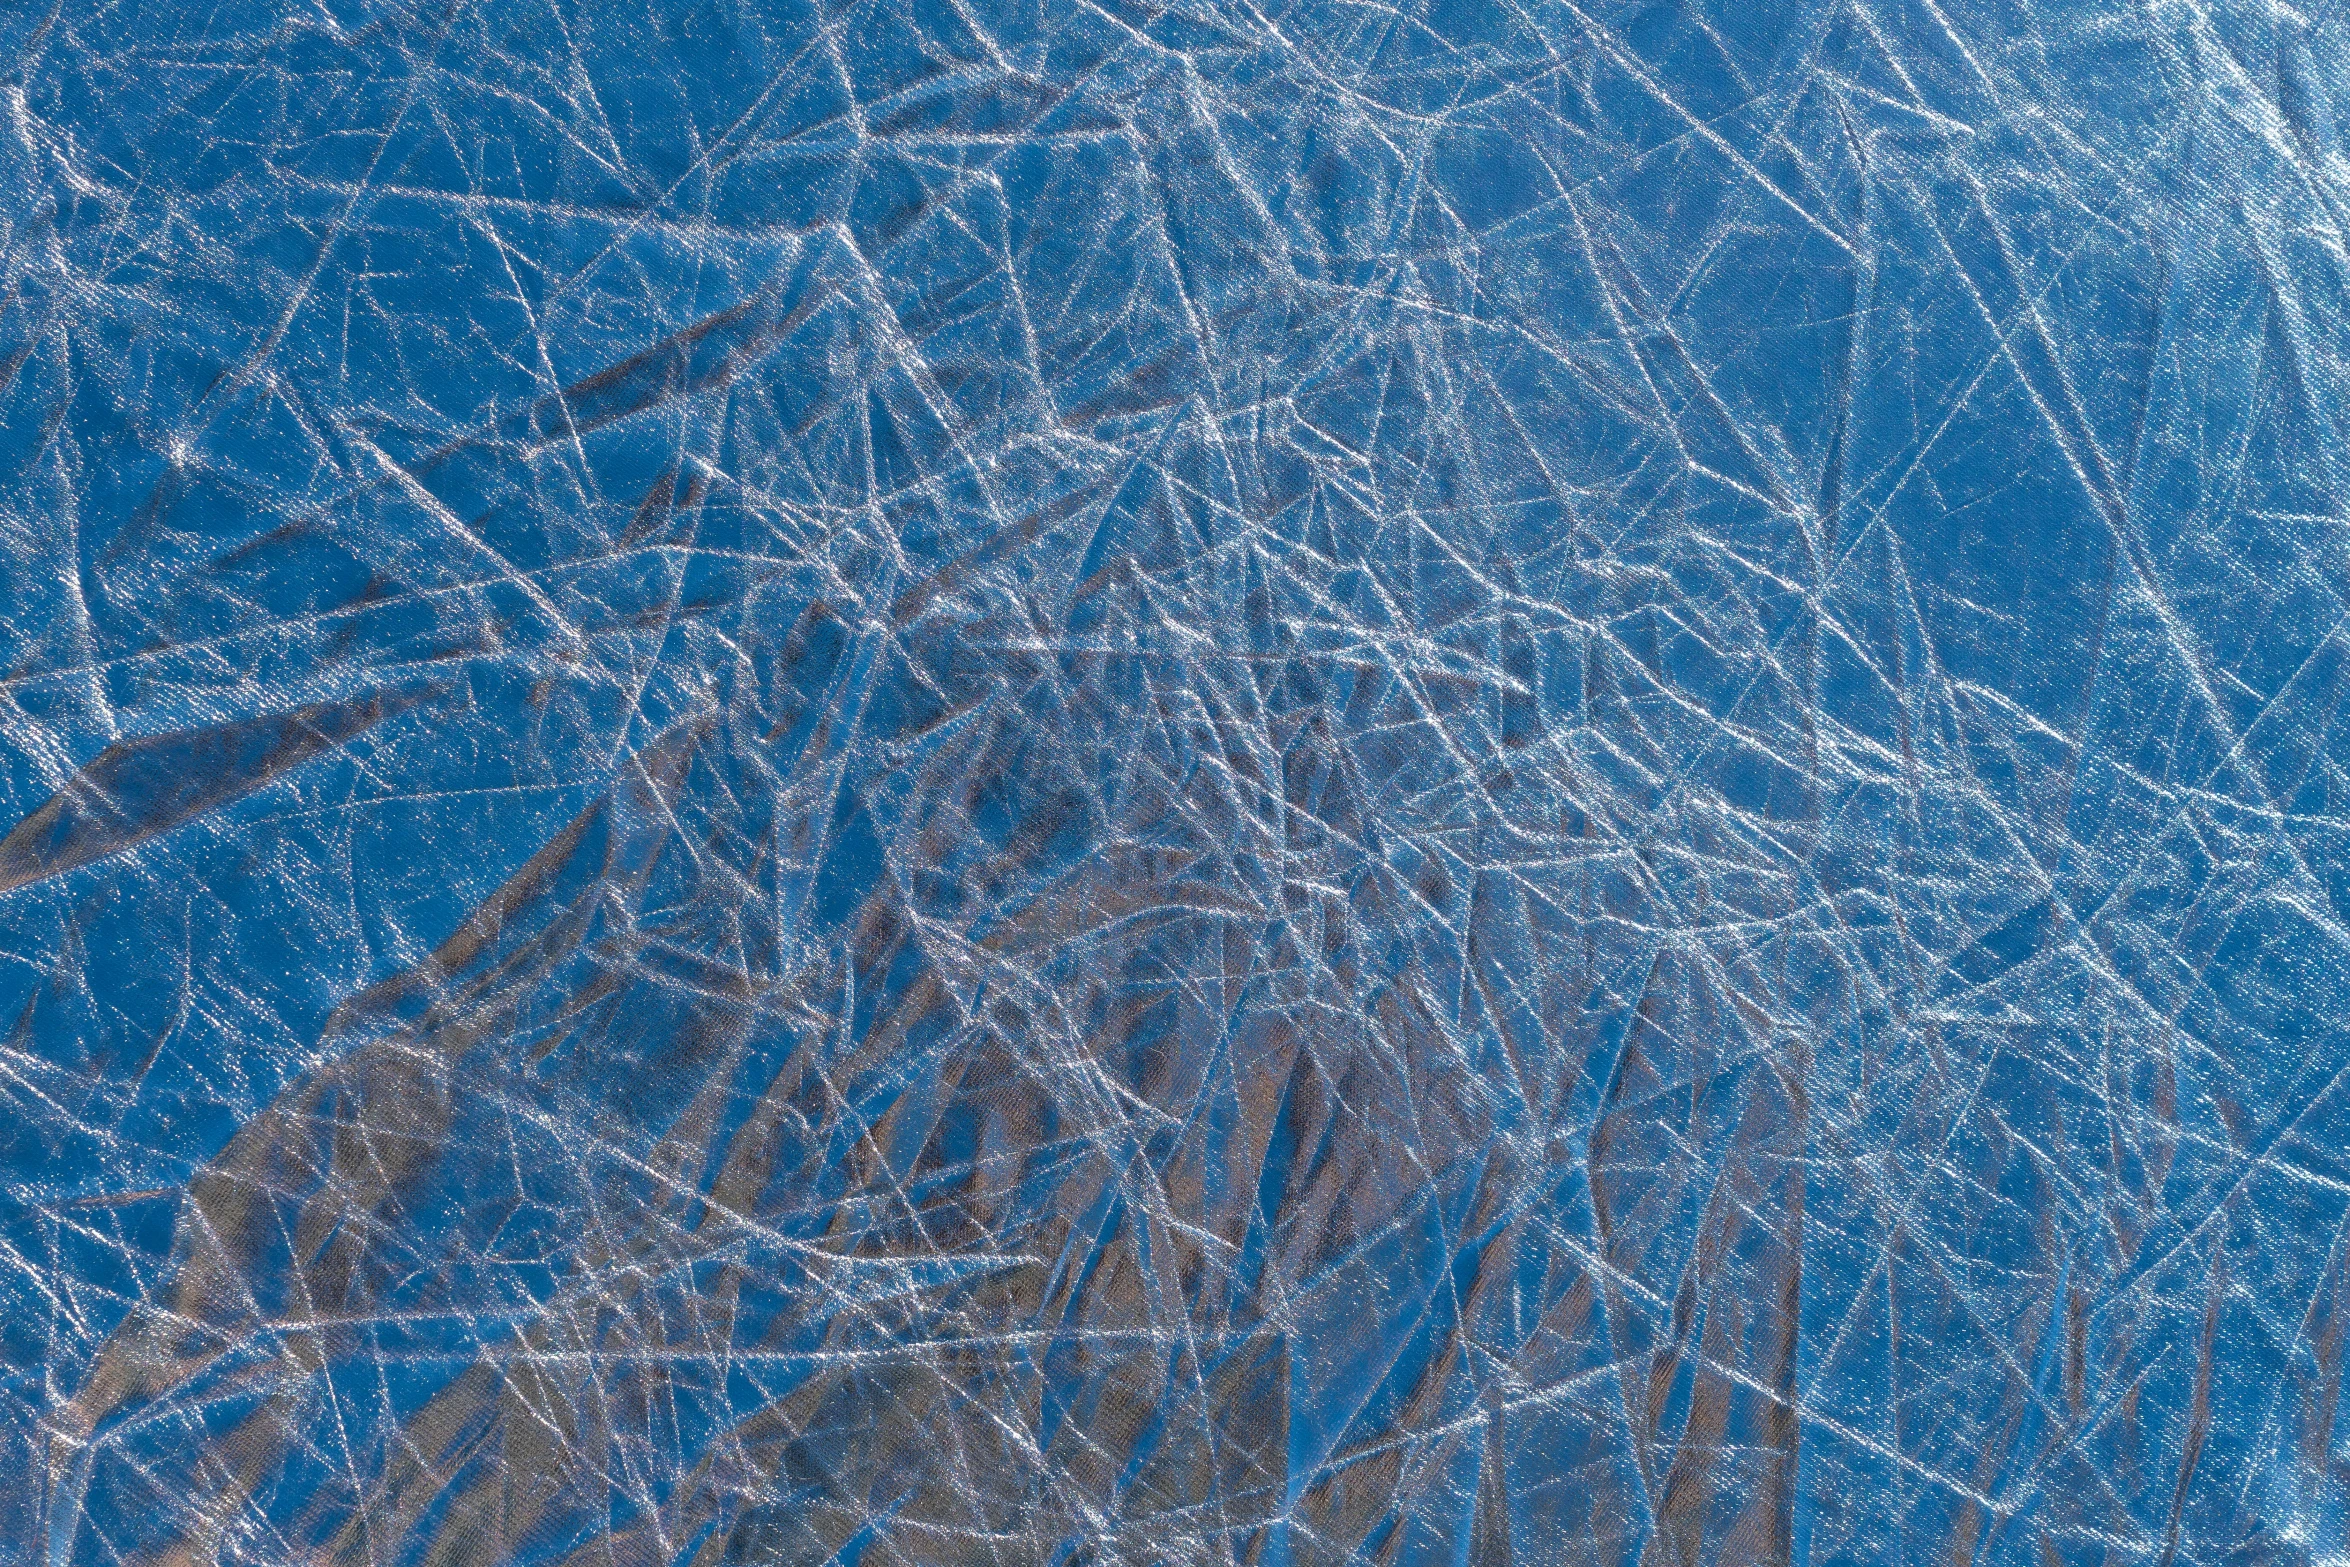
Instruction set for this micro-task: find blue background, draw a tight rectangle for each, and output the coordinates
[2,0,2348,1561]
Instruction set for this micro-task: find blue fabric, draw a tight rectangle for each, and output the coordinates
[3,0,2347,1561]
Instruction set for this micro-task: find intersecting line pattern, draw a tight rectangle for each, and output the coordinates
[2,0,2348,1561]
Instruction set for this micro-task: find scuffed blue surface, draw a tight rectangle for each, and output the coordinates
[3,0,2349,1560]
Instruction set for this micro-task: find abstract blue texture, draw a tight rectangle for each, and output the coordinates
[2,0,2348,1560]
